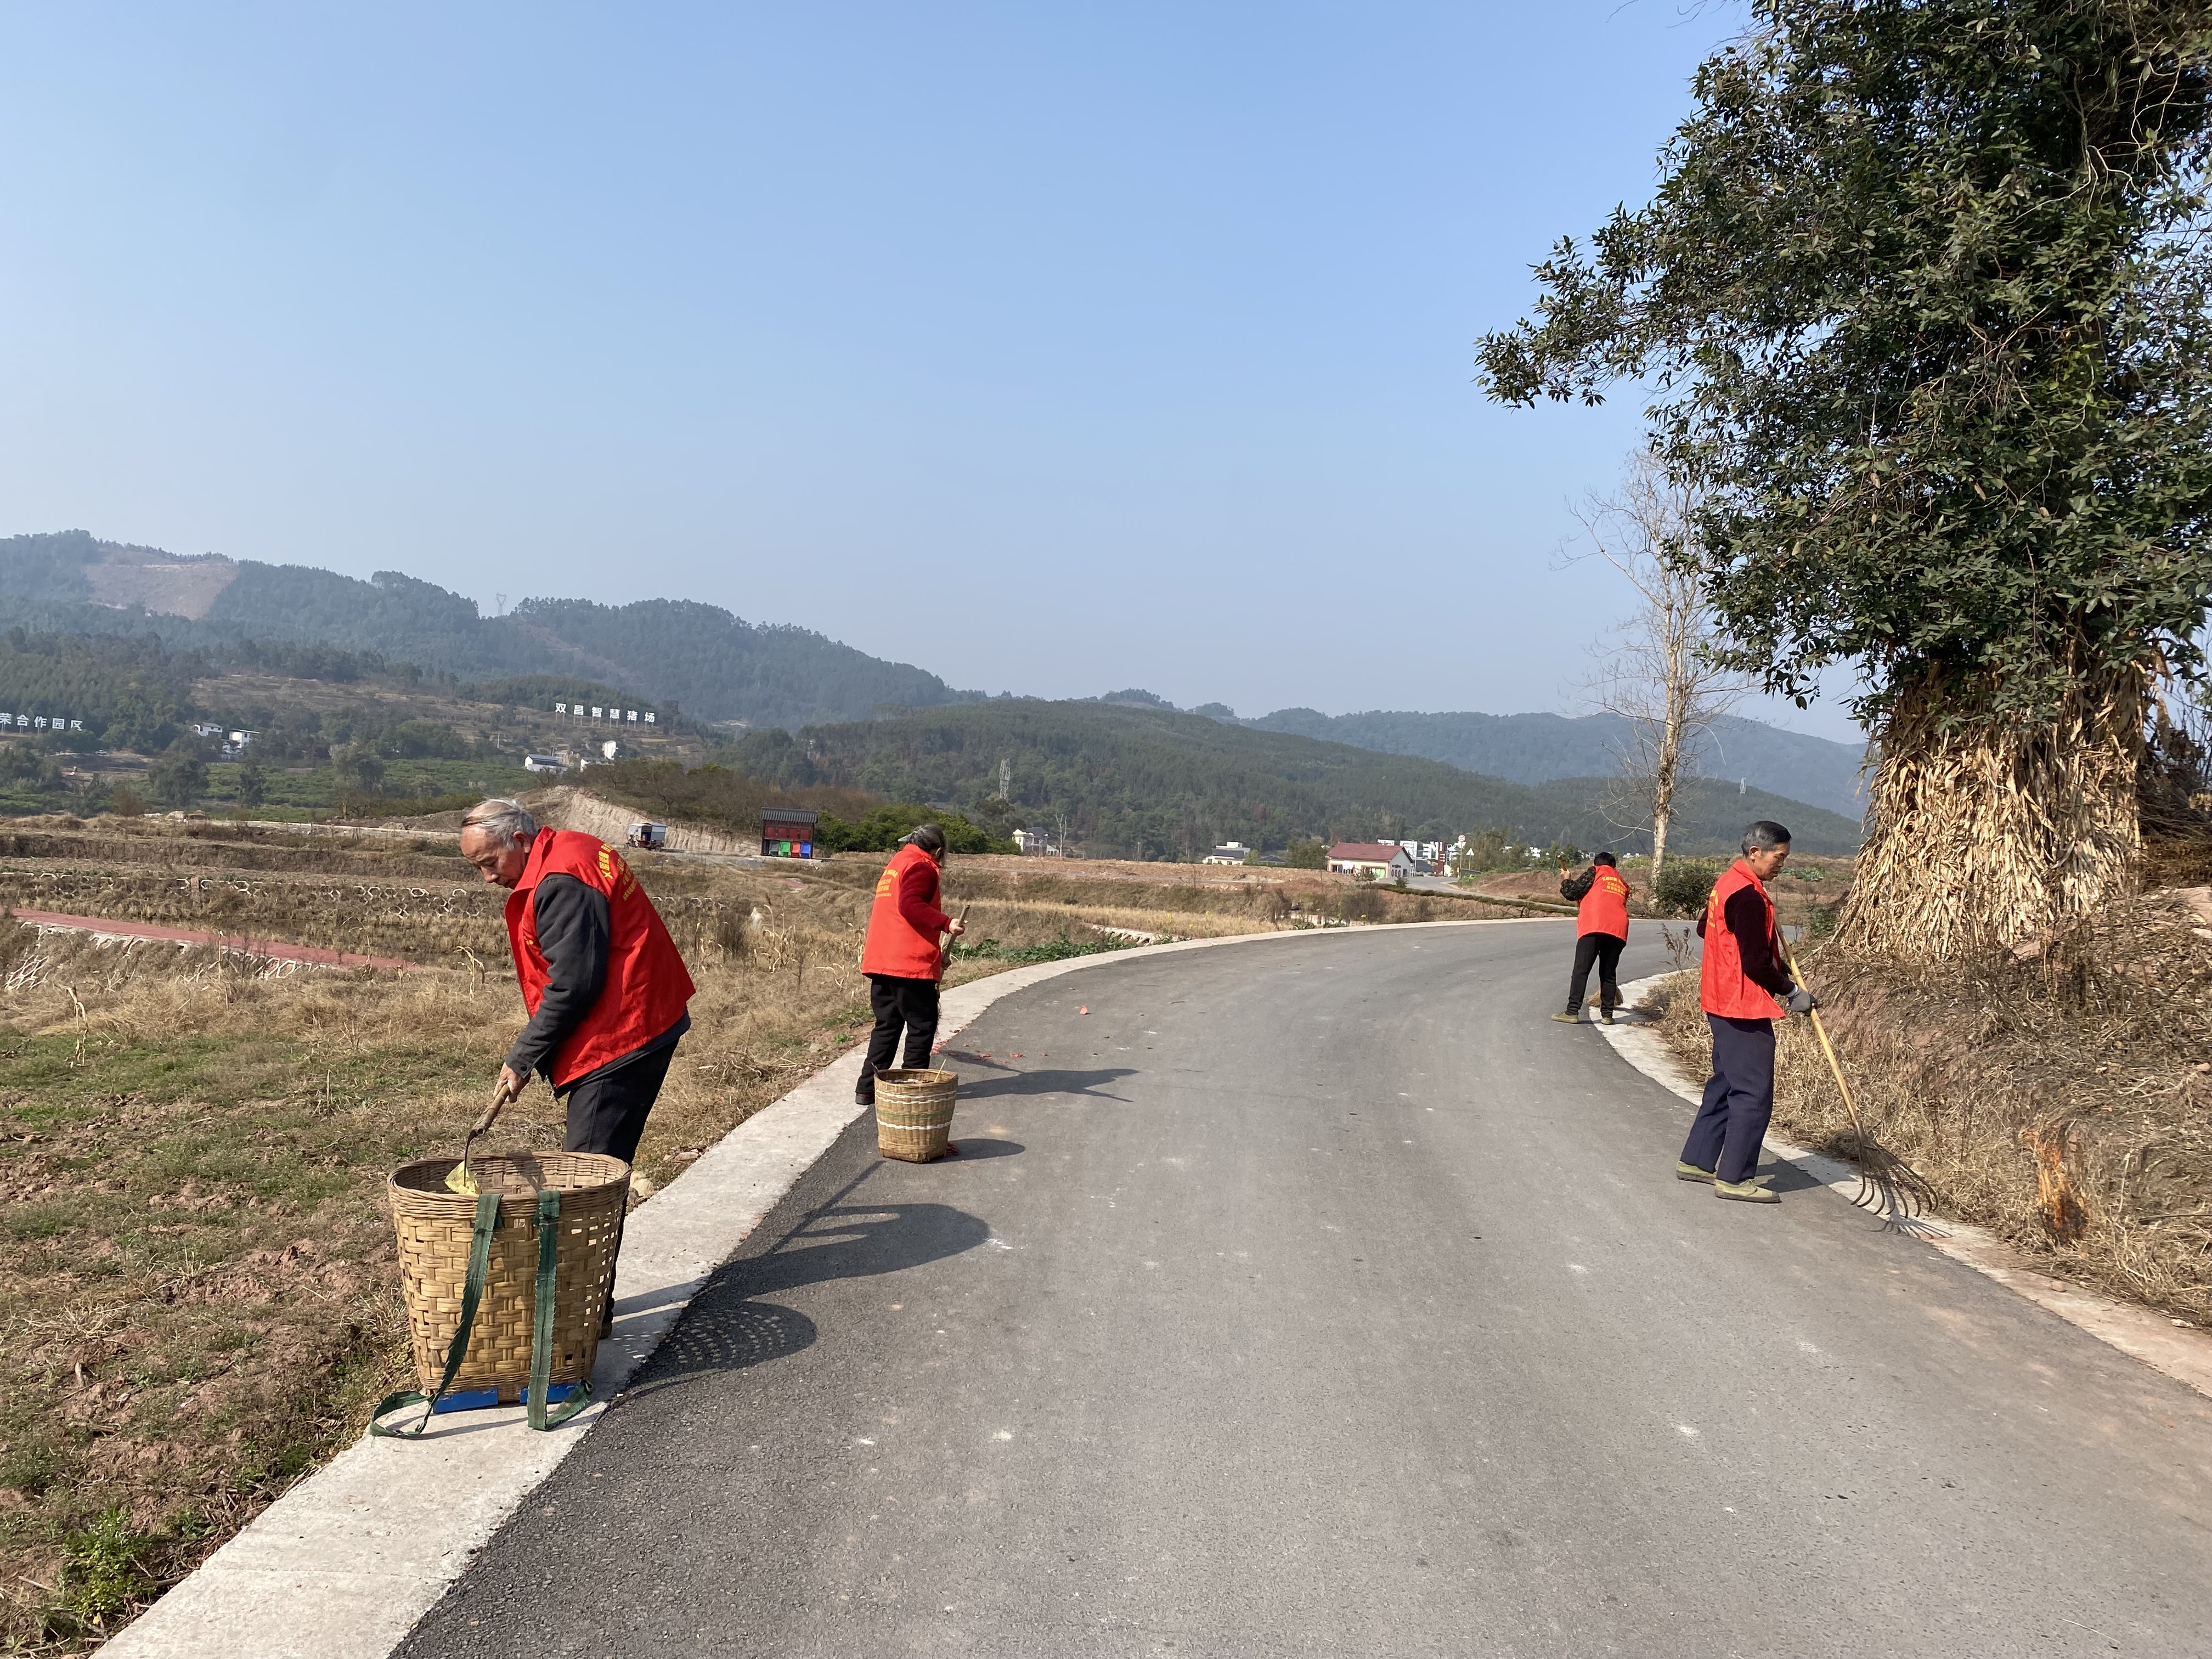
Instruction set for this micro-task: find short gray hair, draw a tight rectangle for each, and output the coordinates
[461,798,539,845]
[1741,819,1792,854]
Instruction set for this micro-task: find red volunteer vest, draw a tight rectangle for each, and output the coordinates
[1699,858,1781,1020]
[505,829,696,1087]
[860,843,945,980]
[1578,866,1631,939]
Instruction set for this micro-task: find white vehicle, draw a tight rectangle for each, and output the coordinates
[626,821,668,850]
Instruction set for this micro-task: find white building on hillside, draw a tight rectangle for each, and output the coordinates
[1328,842,1417,881]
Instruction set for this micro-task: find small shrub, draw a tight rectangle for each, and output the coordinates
[715,910,752,962]
[1653,857,1722,917]
[1333,887,1387,922]
[53,1506,156,1634]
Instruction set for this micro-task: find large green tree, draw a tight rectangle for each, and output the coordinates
[1481,1,2212,957]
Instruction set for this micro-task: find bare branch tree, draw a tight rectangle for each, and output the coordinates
[1564,453,1749,893]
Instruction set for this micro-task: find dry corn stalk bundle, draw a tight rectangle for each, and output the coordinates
[1837,665,2146,962]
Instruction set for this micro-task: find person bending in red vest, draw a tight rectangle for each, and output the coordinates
[459,799,697,1173]
[1552,851,1632,1024]
[855,823,965,1108]
[1678,820,1817,1203]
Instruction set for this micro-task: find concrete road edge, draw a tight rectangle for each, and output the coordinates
[1601,970,2212,1403]
[102,917,1539,1659]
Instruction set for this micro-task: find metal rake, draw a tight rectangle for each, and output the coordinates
[1783,944,1938,1227]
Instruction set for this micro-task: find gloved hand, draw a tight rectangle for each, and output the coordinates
[1784,986,1819,1015]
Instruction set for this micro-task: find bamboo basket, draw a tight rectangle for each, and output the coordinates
[387,1152,628,1402]
[874,1068,958,1162]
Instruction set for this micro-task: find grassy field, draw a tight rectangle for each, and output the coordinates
[0,814,1519,1650]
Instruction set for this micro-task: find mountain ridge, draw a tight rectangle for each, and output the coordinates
[0,530,1865,827]
[0,531,981,729]
[724,698,1864,859]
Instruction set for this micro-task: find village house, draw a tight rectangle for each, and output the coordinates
[1327,842,1417,881]
[1200,842,1252,865]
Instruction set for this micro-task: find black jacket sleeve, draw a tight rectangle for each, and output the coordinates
[1559,868,1596,902]
[505,873,611,1079]
[1724,885,1794,997]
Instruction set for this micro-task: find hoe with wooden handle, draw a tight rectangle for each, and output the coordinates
[445,1074,520,1197]
[1781,941,1936,1225]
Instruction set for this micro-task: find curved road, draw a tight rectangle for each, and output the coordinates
[400,922,2212,1657]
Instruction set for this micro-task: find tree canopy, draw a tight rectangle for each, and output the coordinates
[1479,0,2212,727]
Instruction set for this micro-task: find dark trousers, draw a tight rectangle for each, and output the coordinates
[560,1041,678,1163]
[1681,1014,1775,1184]
[860,973,940,1098]
[560,1041,677,1331]
[1566,931,1626,1013]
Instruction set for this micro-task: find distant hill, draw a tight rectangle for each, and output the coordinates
[1243,707,1868,820]
[724,699,1863,859]
[0,532,1869,834]
[0,531,980,729]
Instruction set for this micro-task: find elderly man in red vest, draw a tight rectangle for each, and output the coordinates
[1678,820,1817,1202]
[1553,851,1632,1024]
[855,823,966,1107]
[460,799,696,1167]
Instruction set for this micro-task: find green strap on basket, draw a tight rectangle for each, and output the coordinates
[370,1182,592,1438]
[370,1185,503,1438]
[527,1186,591,1430]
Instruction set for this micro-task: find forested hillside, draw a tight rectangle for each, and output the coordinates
[0,532,979,727]
[1244,707,1866,818]
[724,699,1862,859]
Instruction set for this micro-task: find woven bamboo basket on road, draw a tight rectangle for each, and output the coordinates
[387,1152,628,1402]
[874,1068,958,1162]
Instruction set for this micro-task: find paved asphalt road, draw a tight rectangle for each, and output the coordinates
[400,921,2212,1658]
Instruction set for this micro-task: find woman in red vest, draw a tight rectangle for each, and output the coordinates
[1553,851,1632,1024]
[856,823,966,1107]
[1678,821,1817,1203]
[459,799,696,1165]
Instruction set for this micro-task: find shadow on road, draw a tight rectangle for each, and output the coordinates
[624,1200,991,1398]
[943,1137,1025,1159]
[955,1066,1136,1103]
[628,1298,819,1397]
[1759,1159,1827,1195]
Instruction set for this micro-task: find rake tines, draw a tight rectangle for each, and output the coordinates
[1784,947,1939,1229]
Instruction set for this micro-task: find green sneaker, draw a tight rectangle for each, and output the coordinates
[1714,1177,1780,1204]
[1675,1162,1716,1183]
[1550,1011,1580,1024]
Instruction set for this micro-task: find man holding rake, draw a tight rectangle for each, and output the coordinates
[1678,820,1818,1203]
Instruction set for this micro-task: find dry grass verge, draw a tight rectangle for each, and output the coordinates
[1650,891,2212,1328]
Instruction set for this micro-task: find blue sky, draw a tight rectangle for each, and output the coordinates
[0,2,1859,740]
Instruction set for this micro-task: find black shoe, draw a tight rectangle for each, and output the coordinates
[856,1088,876,1107]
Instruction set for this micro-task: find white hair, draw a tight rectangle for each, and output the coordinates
[461,798,539,844]
[1740,819,1792,854]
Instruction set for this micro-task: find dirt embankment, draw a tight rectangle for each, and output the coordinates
[1654,888,2212,1327]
